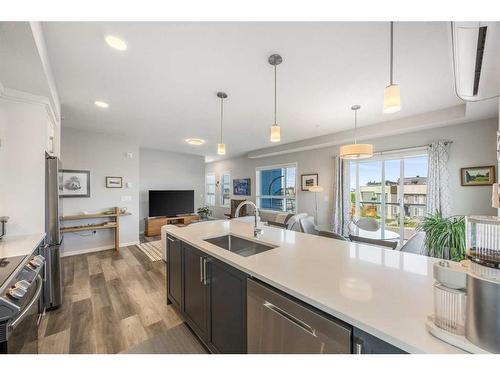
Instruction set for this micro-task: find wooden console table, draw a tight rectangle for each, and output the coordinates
[144,215,199,237]
[61,207,131,251]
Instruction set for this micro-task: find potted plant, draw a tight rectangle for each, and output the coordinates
[417,212,466,261]
[197,206,212,220]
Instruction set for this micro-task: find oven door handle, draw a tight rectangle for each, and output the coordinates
[9,275,43,331]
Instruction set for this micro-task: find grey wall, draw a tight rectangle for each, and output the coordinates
[61,127,140,254]
[139,148,205,232]
[206,118,499,226]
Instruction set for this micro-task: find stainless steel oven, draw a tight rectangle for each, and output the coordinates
[0,255,45,354]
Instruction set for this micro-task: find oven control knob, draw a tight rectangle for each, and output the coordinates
[8,287,26,300]
[15,280,30,291]
[29,258,43,268]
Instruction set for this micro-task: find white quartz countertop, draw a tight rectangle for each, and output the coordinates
[165,220,464,354]
[0,233,45,258]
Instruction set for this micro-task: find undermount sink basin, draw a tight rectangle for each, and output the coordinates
[204,234,277,257]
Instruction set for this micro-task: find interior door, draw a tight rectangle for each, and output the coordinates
[182,243,208,341]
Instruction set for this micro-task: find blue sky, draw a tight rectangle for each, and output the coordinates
[352,156,428,186]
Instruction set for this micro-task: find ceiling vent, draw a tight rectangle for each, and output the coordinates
[452,22,500,101]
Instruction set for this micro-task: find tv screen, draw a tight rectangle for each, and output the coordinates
[149,190,194,217]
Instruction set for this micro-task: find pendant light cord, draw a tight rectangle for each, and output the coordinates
[220,97,224,143]
[390,21,394,85]
[274,65,277,125]
[354,108,358,144]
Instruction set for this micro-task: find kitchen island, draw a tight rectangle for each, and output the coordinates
[164,219,463,354]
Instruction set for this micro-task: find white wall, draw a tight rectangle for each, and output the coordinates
[139,147,205,232]
[60,127,140,254]
[0,99,49,235]
[206,118,498,227]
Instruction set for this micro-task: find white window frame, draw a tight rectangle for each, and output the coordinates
[220,171,231,208]
[255,162,298,214]
[350,151,428,243]
[205,173,216,207]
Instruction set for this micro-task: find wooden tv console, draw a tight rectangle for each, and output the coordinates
[144,215,199,237]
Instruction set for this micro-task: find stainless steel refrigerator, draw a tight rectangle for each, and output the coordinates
[44,153,63,310]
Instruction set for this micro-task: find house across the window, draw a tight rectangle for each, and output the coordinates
[256,164,296,213]
[349,154,428,241]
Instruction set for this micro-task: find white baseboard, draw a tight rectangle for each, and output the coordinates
[61,241,140,257]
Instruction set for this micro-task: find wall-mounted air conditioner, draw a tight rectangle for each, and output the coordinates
[452,22,500,102]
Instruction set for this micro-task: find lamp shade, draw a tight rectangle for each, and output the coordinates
[217,143,226,155]
[308,185,324,193]
[340,143,374,160]
[383,84,401,113]
[270,124,281,142]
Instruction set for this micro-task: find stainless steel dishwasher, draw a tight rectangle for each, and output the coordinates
[247,279,352,353]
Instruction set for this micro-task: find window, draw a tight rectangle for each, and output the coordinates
[349,152,428,243]
[205,173,216,207]
[256,163,297,213]
[220,171,231,207]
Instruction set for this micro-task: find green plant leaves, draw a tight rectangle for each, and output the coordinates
[416,212,466,261]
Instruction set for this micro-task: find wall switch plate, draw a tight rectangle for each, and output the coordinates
[121,195,132,202]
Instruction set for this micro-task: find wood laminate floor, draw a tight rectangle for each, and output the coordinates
[38,245,188,354]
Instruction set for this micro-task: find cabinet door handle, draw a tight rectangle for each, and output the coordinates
[199,257,204,283]
[202,258,209,285]
[355,342,363,354]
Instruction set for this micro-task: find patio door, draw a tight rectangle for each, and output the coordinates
[349,153,428,244]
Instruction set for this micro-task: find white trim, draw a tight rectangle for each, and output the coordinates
[255,162,298,214]
[0,85,59,127]
[256,162,298,171]
[61,241,140,257]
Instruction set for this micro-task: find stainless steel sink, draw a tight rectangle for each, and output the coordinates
[204,234,277,257]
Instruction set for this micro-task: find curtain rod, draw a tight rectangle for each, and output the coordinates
[372,141,453,156]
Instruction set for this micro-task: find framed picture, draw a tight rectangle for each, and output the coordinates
[460,166,496,186]
[106,176,123,188]
[233,178,251,196]
[60,169,90,197]
[301,173,318,191]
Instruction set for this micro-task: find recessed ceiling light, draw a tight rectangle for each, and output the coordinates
[94,100,109,108]
[105,35,127,51]
[185,138,205,146]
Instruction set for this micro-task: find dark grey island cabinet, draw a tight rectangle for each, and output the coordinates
[166,237,247,353]
[166,235,406,354]
[166,235,183,310]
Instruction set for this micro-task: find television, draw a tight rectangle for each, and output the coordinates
[148,190,194,217]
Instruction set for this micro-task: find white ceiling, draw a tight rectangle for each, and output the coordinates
[41,22,497,159]
[0,22,49,97]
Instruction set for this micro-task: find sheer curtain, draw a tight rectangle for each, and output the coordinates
[426,141,452,217]
[332,156,351,235]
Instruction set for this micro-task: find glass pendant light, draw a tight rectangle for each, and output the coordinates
[383,21,401,114]
[217,92,227,155]
[269,54,282,142]
[340,105,373,160]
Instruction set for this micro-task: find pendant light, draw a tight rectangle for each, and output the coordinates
[217,91,227,155]
[269,54,282,142]
[383,21,401,114]
[340,105,373,160]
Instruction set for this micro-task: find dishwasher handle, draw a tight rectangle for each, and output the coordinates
[263,301,317,337]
